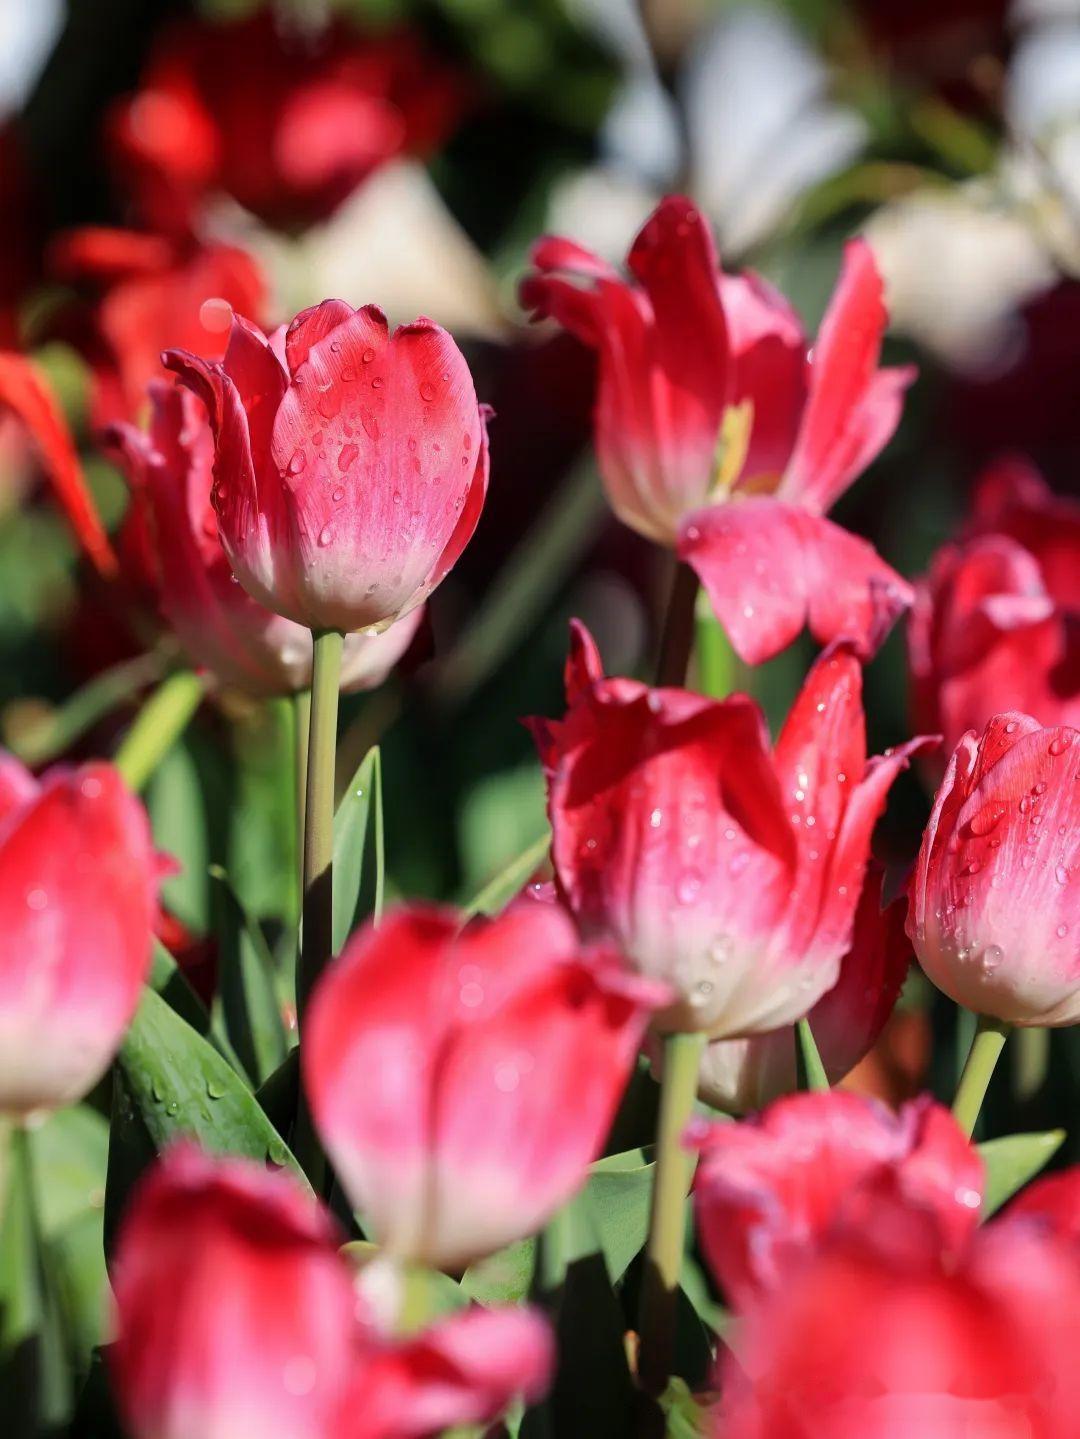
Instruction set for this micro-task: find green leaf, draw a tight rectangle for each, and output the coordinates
[210,864,288,1087]
[461,831,550,921]
[796,1018,829,1092]
[978,1130,1066,1218]
[660,1376,710,1438]
[145,737,211,932]
[332,746,383,950]
[149,939,243,1074]
[28,1106,108,1238]
[114,987,308,1193]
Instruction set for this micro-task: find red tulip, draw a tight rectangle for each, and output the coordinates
[165,302,488,634]
[0,755,157,1116]
[107,14,469,233]
[691,1090,983,1309]
[909,458,1080,764]
[302,901,666,1270]
[110,1144,551,1439]
[686,867,910,1113]
[713,1206,1080,1439]
[909,712,1080,1025]
[106,382,422,696]
[50,226,267,426]
[521,197,914,663]
[531,622,929,1036]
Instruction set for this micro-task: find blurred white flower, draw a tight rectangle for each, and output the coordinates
[0,0,62,113]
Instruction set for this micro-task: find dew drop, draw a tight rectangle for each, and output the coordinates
[419,381,436,402]
[649,807,663,829]
[1055,865,1070,886]
[288,451,307,477]
[362,348,375,364]
[338,443,358,472]
[1049,733,1073,757]
[981,943,1004,975]
[318,524,333,547]
[371,376,384,390]
[26,888,47,911]
[332,486,345,502]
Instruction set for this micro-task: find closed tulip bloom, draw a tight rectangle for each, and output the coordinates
[691,1091,983,1309]
[688,867,910,1113]
[106,382,422,696]
[531,622,928,1036]
[0,755,157,1116]
[521,196,914,663]
[302,901,666,1270]
[909,712,1080,1025]
[909,458,1080,762]
[110,1144,552,1439]
[164,301,489,634]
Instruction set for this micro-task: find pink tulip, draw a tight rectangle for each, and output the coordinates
[687,867,910,1113]
[302,900,666,1270]
[0,754,157,1116]
[110,1144,552,1439]
[909,713,1080,1025]
[106,381,422,696]
[164,302,488,634]
[530,622,929,1036]
[521,196,913,663]
[909,457,1080,764]
[691,1090,983,1309]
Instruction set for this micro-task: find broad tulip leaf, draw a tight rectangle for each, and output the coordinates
[978,1130,1065,1218]
[144,736,212,933]
[210,864,288,1087]
[150,940,242,1074]
[29,1106,108,1238]
[332,746,383,950]
[114,987,308,1194]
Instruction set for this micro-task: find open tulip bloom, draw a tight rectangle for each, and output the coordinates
[531,621,930,1037]
[521,195,915,664]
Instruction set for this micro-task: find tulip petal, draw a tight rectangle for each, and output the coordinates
[284,298,356,375]
[680,497,912,665]
[721,271,807,481]
[782,238,912,512]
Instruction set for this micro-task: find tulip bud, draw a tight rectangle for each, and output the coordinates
[686,867,910,1113]
[521,196,913,663]
[691,1091,984,1308]
[0,755,157,1116]
[106,382,422,696]
[531,622,929,1037]
[302,901,666,1270]
[110,1144,553,1439]
[909,712,1080,1026]
[164,302,488,635]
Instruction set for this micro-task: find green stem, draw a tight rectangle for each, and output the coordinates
[637,1030,704,1397]
[10,649,165,767]
[293,687,311,916]
[953,1014,1011,1138]
[655,562,699,689]
[796,1018,830,1092]
[292,632,341,1193]
[692,588,735,699]
[113,670,205,791]
[1014,1025,1049,1103]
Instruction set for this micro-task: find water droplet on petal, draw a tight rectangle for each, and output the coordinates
[318,523,333,547]
[1049,733,1073,757]
[288,451,307,477]
[419,381,436,402]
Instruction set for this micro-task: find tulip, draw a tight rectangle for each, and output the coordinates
[714,1207,1080,1439]
[107,13,468,233]
[909,457,1080,763]
[530,621,929,1037]
[909,712,1080,1027]
[49,226,267,427]
[302,900,666,1270]
[521,196,914,663]
[106,381,423,697]
[0,755,157,1116]
[685,866,910,1113]
[110,1143,552,1439]
[164,301,489,636]
[691,1090,983,1309]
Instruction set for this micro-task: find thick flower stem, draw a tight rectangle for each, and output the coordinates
[637,1030,705,1398]
[293,687,311,910]
[953,1014,1011,1138]
[655,562,699,688]
[113,669,206,792]
[297,629,342,1019]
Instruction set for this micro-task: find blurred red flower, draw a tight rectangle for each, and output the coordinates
[302,900,665,1270]
[110,1143,552,1439]
[49,225,267,427]
[107,13,471,234]
[910,457,1080,760]
[521,197,914,664]
[165,301,488,635]
[530,622,929,1037]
